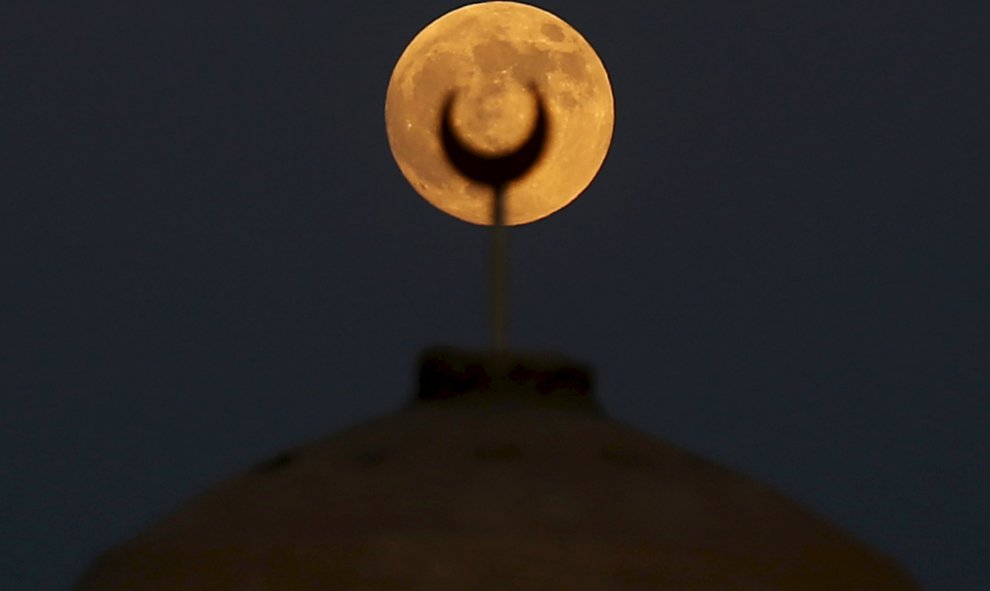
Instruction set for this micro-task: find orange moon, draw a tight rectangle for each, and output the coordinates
[385,1,614,226]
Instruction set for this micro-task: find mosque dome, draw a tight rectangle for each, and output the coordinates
[76,348,919,590]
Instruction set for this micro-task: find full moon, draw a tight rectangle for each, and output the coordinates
[385,1,614,226]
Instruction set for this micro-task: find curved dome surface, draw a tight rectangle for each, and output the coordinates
[77,349,919,590]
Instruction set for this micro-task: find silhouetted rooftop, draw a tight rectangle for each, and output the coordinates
[76,347,920,590]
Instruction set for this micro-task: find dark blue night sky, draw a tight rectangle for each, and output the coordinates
[2,2,988,589]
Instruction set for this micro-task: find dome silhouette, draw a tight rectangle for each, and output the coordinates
[76,348,920,590]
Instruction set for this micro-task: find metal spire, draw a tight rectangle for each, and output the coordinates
[440,85,548,350]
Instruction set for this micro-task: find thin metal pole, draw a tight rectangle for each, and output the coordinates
[491,185,507,351]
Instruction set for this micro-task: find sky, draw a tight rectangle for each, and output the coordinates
[1,2,988,590]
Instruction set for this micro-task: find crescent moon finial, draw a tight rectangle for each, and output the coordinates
[440,84,549,190]
[438,84,549,351]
